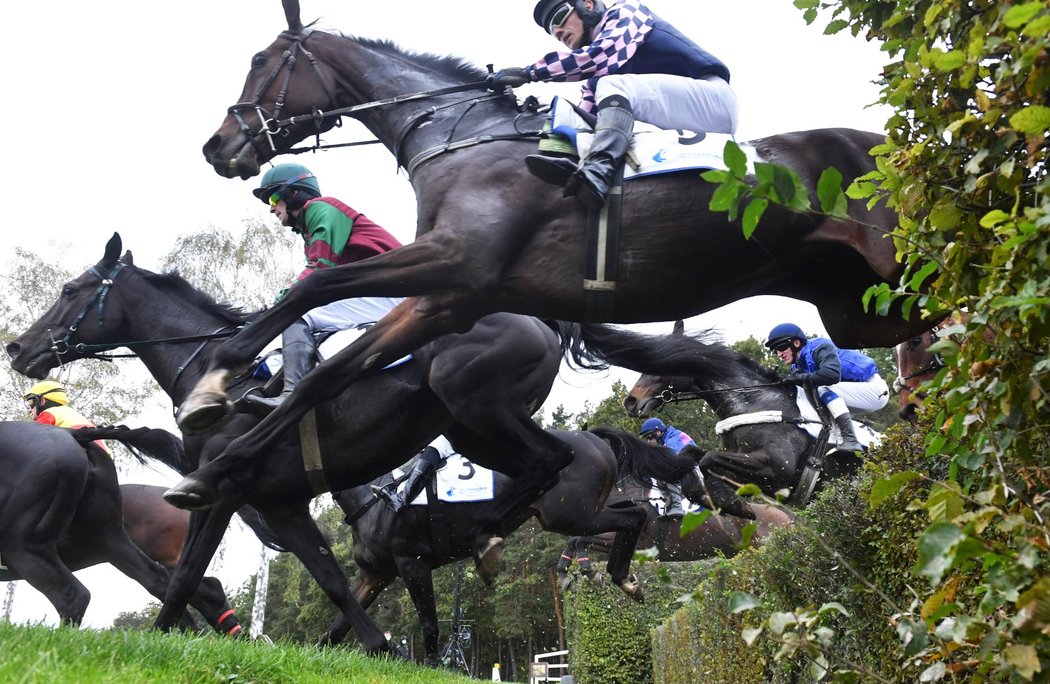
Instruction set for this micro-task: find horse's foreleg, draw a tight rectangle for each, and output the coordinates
[259,504,388,655]
[395,557,441,666]
[319,573,393,648]
[575,503,648,601]
[155,502,238,631]
[4,547,90,625]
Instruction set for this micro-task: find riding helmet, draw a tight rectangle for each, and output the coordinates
[765,323,807,349]
[639,417,666,436]
[533,0,607,34]
[253,163,322,203]
[24,380,69,406]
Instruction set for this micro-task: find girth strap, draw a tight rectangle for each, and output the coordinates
[298,409,329,496]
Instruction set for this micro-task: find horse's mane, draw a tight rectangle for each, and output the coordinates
[132,265,251,326]
[323,30,491,84]
[555,322,781,384]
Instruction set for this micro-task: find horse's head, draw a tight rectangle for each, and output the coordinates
[202,1,341,178]
[7,233,133,379]
[623,372,691,418]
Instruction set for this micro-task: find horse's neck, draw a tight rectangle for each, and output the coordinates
[317,34,508,164]
[122,277,238,405]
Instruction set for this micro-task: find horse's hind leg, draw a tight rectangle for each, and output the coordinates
[574,503,649,601]
[319,573,395,648]
[4,547,90,624]
[394,557,442,666]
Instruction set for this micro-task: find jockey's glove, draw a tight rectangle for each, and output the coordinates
[782,372,809,386]
[489,67,532,90]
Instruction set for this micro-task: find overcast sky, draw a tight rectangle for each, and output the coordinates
[3,0,892,627]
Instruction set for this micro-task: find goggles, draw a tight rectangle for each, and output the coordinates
[24,394,39,406]
[769,339,793,353]
[547,2,574,34]
[268,192,283,207]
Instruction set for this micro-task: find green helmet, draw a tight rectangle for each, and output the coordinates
[252,163,322,203]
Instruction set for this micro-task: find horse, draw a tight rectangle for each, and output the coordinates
[555,430,793,589]
[328,426,704,665]
[7,234,598,653]
[0,421,238,633]
[545,321,865,509]
[174,0,929,517]
[893,313,972,421]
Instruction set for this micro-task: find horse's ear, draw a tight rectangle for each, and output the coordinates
[102,233,122,268]
[672,320,685,335]
[283,0,303,33]
[122,250,135,266]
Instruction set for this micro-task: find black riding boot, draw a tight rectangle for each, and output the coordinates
[661,482,686,518]
[834,413,864,453]
[249,319,315,413]
[373,457,439,512]
[525,96,635,208]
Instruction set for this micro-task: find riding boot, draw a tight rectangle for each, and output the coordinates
[372,457,439,512]
[525,96,634,208]
[833,413,864,453]
[248,319,315,413]
[661,482,686,518]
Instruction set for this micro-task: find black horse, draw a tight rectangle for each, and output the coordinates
[606,322,867,507]
[7,234,592,653]
[0,421,236,632]
[174,0,927,519]
[329,426,706,664]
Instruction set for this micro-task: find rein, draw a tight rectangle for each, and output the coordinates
[232,29,541,169]
[658,381,782,404]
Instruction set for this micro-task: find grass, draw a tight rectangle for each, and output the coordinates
[0,622,473,684]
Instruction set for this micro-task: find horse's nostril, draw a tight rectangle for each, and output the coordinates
[5,342,20,357]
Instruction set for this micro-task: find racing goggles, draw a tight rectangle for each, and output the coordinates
[547,2,574,34]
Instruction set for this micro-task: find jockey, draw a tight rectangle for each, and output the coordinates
[639,417,692,517]
[248,163,405,412]
[24,380,110,455]
[371,435,457,513]
[765,323,889,453]
[492,0,738,209]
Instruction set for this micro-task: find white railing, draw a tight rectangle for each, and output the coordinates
[529,649,570,684]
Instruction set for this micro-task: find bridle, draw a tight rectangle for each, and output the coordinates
[227,29,541,172]
[654,380,783,405]
[47,262,241,391]
[893,328,946,394]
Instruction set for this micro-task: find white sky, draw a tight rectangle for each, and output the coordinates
[2,1,892,628]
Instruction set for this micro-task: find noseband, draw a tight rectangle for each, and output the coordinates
[227,29,343,157]
[893,328,946,394]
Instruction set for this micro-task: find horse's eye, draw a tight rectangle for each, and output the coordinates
[62,285,75,297]
[251,53,268,70]
[909,337,923,349]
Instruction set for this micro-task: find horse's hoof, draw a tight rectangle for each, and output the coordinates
[475,537,505,585]
[618,574,645,602]
[175,399,233,435]
[163,477,217,511]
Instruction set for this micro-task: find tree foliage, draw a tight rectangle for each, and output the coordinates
[705,2,1050,679]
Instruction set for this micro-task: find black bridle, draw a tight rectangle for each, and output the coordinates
[655,381,783,405]
[894,328,946,393]
[227,29,539,170]
[48,263,241,390]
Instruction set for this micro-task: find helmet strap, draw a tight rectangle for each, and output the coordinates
[574,0,606,37]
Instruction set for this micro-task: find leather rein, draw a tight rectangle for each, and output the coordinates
[227,29,543,174]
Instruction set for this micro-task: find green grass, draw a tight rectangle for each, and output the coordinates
[0,623,472,684]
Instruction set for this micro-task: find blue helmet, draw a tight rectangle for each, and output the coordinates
[639,418,666,436]
[766,323,806,350]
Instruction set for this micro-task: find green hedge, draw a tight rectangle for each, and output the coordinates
[651,413,951,683]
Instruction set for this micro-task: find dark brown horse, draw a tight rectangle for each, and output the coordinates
[6,234,592,653]
[329,426,701,665]
[0,422,238,633]
[173,0,927,512]
[893,314,968,421]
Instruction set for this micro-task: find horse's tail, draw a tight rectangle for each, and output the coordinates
[590,425,698,484]
[72,425,192,473]
[546,320,729,375]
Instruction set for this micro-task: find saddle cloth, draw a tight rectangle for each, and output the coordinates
[546,95,759,179]
[393,454,496,505]
[713,386,882,450]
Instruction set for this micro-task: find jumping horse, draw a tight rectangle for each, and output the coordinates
[556,321,868,508]
[174,0,927,525]
[329,426,706,665]
[8,234,599,654]
[556,429,793,588]
[0,421,238,633]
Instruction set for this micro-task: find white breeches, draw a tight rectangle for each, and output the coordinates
[595,73,739,135]
[818,374,890,414]
[301,296,404,333]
